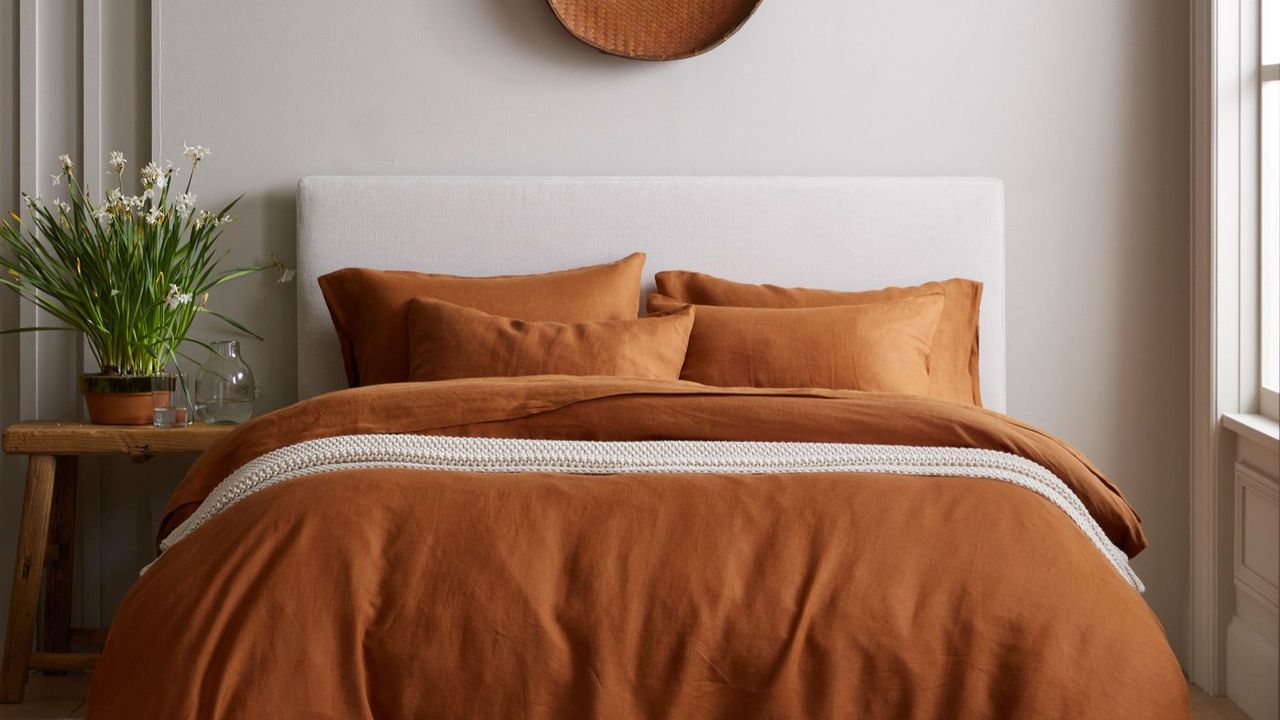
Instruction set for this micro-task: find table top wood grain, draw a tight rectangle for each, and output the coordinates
[2,421,236,457]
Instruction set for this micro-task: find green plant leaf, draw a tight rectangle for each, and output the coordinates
[0,154,276,371]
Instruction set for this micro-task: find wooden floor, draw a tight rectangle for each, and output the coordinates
[0,673,1253,718]
[1189,684,1255,720]
[0,674,88,719]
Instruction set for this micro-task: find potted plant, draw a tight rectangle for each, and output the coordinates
[0,147,288,424]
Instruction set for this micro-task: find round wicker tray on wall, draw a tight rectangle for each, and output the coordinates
[546,0,763,61]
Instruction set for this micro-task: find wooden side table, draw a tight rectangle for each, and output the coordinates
[1,421,234,703]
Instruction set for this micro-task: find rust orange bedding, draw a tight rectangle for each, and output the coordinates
[88,377,1186,718]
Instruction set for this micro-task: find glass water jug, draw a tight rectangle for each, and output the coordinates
[195,340,257,424]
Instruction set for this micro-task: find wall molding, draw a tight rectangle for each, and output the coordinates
[17,0,39,420]
[0,0,150,651]
[83,0,101,182]
[1226,617,1279,720]
[1189,0,1223,690]
[150,0,161,161]
[80,0,105,633]
[1233,461,1279,608]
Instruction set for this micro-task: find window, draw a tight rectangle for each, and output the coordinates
[1260,0,1278,419]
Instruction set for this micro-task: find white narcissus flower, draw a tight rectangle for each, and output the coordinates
[55,200,71,215]
[164,284,193,310]
[183,143,211,163]
[140,162,162,187]
[92,207,112,224]
[153,174,168,192]
[51,174,61,186]
[58,154,73,172]
[277,268,296,284]
[108,187,123,203]
[145,208,163,225]
[108,151,126,173]
[173,193,196,218]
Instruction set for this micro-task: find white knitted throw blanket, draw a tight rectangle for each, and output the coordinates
[155,434,1143,591]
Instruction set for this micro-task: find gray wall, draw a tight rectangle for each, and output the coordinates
[2,0,1191,665]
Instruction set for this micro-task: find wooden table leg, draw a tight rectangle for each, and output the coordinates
[0,455,56,704]
[43,457,77,663]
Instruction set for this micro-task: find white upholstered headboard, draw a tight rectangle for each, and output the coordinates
[297,176,1006,410]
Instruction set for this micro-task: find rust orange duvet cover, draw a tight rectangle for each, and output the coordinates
[88,377,1187,719]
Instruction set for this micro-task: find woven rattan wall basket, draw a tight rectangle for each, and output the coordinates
[546,0,763,61]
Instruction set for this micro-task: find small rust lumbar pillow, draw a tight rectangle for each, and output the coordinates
[655,271,983,405]
[648,292,944,395]
[318,253,646,387]
[407,299,695,383]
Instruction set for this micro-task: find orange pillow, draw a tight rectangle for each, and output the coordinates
[647,293,944,395]
[407,298,694,382]
[655,271,983,405]
[319,253,646,387]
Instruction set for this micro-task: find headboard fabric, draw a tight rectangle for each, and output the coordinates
[297,176,1006,410]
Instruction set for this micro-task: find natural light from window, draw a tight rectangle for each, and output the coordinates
[1261,0,1278,416]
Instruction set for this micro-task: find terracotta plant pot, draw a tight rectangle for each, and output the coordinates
[79,374,155,425]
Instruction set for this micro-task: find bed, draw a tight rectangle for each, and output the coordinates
[86,177,1187,718]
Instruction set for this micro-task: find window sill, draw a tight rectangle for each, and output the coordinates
[1222,413,1280,447]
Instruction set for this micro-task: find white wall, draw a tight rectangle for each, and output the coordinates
[2,0,1191,666]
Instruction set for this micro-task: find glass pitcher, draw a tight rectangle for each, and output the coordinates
[194,340,257,424]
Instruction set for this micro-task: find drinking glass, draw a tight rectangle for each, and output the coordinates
[152,372,194,428]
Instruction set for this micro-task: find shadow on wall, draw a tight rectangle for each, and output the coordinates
[1102,0,1191,667]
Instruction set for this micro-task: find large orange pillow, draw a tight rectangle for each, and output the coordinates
[319,253,645,386]
[655,271,983,405]
[407,298,694,382]
[647,292,944,395]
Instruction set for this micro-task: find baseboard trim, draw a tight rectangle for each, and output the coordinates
[1226,616,1278,719]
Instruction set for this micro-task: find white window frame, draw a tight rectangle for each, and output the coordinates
[1259,0,1278,420]
[1189,0,1275,693]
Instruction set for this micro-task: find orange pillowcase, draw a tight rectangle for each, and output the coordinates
[319,253,646,387]
[407,298,694,382]
[655,271,983,405]
[647,293,944,395]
